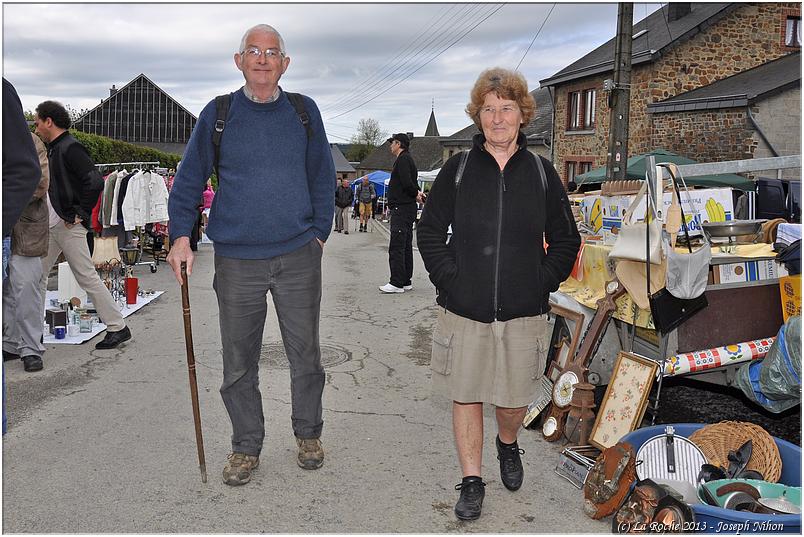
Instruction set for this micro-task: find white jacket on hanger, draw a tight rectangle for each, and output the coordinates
[121,170,169,230]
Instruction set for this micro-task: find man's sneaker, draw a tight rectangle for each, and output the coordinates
[496,435,525,491]
[403,285,413,291]
[95,326,131,349]
[22,355,43,372]
[222,452,259,486]
[379,283,404,294]
[454,476,486,520]
[296,437,324,470]
[344,230,349,235]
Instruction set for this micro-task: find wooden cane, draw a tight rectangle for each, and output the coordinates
[180,261,207,483]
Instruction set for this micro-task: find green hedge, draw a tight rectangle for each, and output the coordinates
[71,130,182,170]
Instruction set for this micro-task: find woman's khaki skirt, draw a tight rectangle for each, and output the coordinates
[430,308,550,408]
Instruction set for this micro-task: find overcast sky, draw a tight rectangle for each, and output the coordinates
[3,2,662,143]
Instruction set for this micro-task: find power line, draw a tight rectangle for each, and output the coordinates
[515,3,555,71]
[326,4,505,121]
[325,4,488,116]
[320,4,459,111]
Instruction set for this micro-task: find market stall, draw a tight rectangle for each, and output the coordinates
[530,156,802,533]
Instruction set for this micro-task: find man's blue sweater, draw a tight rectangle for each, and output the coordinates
[168,88,335,259]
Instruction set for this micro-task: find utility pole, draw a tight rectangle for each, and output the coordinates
[605,2,634,181]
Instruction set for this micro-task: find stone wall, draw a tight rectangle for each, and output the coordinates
[651,108,755,164]
[750,87,801,180]
[551,2,800,183]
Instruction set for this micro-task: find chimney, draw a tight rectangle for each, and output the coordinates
[667,3,691,22]
[110,85,118,97]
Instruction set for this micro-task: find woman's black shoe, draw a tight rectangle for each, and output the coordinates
[454,476,485,520]
[496,435,524,491]
[22,355,43,372]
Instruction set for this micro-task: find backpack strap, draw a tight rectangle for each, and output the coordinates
[285,92,313,140]
[529,152,549,196]
[454,150,470,188]
[212,93,231,181]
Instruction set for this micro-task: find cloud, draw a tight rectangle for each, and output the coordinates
[4,3,660,137]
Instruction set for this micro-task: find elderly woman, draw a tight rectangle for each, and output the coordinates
[418,68,580,521]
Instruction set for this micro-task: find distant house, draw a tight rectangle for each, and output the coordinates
[331,144,357,182]
[540,2,801,185]
[72,73,197,155]
[440,87,554,163]
[356,107,445,177]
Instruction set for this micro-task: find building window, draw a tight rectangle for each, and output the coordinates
[566,161,577,183]
[786,16,801,47]
[566,159,594,184]
[567,88,597,130]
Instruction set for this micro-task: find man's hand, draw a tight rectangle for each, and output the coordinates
[166,236,194,285]
[317,238,325,249]
[416,192,426,204]
[65,215,82,229]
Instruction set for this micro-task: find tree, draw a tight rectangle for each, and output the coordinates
[65,104,89,123]
[347,118,386,162]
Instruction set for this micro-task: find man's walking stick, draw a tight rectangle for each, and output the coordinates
[180,261,207,483]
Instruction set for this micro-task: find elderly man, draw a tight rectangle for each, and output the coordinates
[355,175,375,232]
[167,24,335,486]
[334,178,353,234]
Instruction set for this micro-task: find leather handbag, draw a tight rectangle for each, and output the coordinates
[664,168,711,300]
[609,182,663,265]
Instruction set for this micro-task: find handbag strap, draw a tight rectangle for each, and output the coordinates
[622,181,654,224]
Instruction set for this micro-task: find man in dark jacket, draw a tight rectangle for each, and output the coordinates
[379,133,422,293]
[34,100,131,350]
[3,133,50,372]
[334,178,354,234]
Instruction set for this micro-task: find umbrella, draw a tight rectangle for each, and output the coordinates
[575,149,754,191]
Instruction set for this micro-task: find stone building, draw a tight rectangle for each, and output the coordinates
[72,73,197,155]
[540,2,801,185]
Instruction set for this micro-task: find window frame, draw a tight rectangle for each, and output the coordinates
[566,87,597,131]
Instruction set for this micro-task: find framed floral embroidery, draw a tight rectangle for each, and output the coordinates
[589,351,658,450]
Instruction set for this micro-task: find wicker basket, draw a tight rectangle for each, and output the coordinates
[688,421,782,483]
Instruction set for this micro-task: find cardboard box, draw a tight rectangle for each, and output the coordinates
[713,259,788,284]
[779,274,802,322]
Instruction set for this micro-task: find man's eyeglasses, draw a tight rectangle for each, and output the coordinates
[241,47,284,60]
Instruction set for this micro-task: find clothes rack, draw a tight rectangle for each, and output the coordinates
[95,161,160,170]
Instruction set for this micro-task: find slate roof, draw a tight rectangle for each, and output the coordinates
[648,52,801,113]
[357,136,444,172]
[425,109,440,137]
[540,3,737,87]
[443,87,553,144]
[330,145,355,173]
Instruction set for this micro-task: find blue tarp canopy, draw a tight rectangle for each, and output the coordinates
[352,171,390,197]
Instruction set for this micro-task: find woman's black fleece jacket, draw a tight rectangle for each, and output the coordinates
[417,133,581,323]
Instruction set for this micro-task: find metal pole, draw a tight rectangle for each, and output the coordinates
[180,262,207,483]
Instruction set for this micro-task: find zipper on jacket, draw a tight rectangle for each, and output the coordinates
[493,170,504,320]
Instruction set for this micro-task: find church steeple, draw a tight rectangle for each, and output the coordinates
[425,99,439,137]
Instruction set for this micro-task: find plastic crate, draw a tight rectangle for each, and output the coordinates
[620,424,801,533]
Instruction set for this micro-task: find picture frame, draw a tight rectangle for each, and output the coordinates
[548,303,586,370]
[589,351,659,450]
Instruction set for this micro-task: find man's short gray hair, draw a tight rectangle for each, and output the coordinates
[239,24,286,55]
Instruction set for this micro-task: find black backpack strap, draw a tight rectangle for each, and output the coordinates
[529,152,548,195]
[285,92,313,139]
[212,93,231,180]
[454,150,470,188]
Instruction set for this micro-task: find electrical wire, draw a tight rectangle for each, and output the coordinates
[514,3,555,71]
[325,4,490,116]
[325,4,505,121]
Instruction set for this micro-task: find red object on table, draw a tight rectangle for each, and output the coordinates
[125,277,138,305]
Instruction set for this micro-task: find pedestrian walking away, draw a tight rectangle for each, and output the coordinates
[33,100,132,350]
[167,23,335,486]
[379,133,423,294]
[355,175,376,233]
[417,68,581,521]
[334,178,353,234]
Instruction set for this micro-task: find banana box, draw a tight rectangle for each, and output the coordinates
[587,188,735,245]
